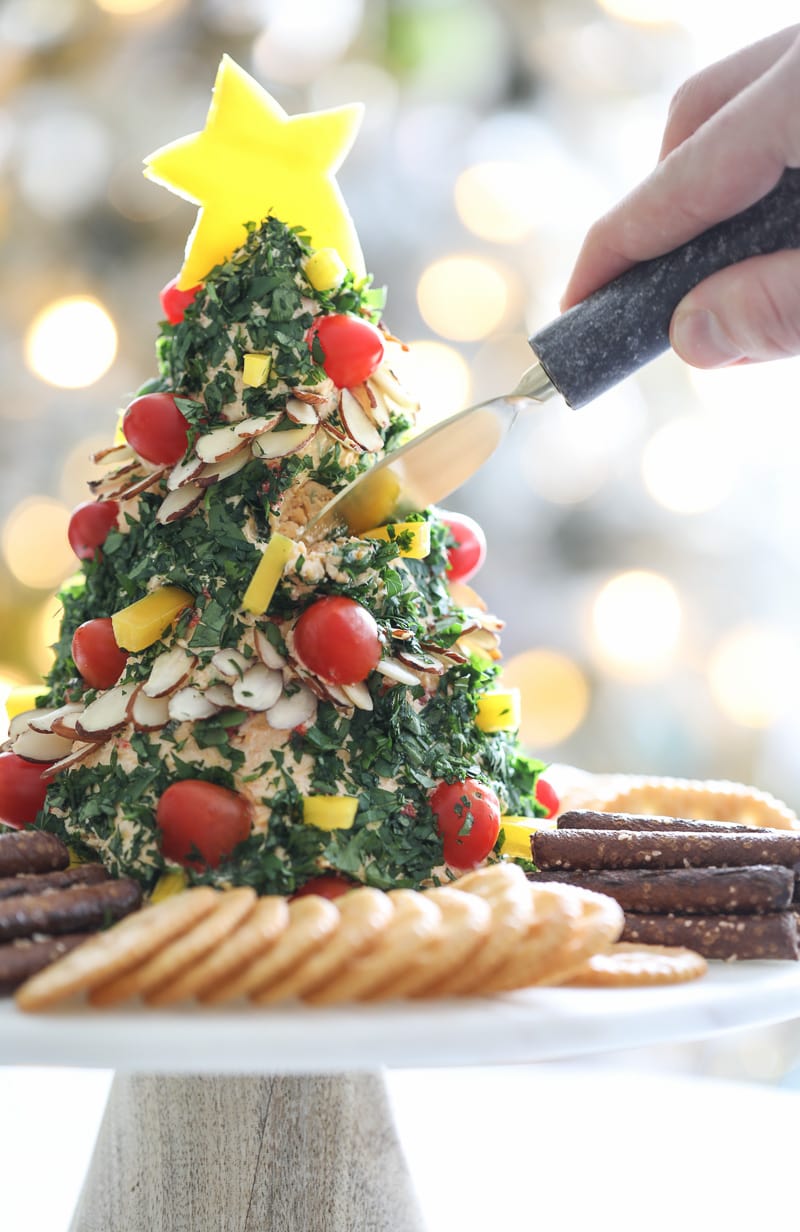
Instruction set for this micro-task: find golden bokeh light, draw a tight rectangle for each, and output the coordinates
[2,497,75,591]
[94,0,177,14]
[708,625,800,728]
[591,570,682,679]
[641,416,740,514]
[0,668,30,744]
[393,339,472,428]
[25,296,117,390]
[500,648,590,747]
[416,256,511,342]
[454,162,539,244]
[29,592,64,677]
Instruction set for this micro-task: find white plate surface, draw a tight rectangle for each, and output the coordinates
[2,960,800,1072]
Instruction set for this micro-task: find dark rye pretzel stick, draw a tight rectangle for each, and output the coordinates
[557,810,773,834]
[527,865,794,915]
[0,864,109,902]
[622,912,800,961]
[0,878,142,942]
[0,934,91,996]
[0,830,69,878]
[531,829,800,872]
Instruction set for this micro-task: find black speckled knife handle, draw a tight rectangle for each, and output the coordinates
[528,167,800,409]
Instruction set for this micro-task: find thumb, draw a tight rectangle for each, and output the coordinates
[670,250,800,368]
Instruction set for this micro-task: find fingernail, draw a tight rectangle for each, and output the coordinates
[671,307,743,367]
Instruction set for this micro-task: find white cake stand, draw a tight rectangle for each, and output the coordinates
[2,962,800,1231]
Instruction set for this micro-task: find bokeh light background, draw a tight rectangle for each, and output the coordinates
[2,0,800,810]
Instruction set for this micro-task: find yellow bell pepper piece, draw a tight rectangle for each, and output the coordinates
[499,816,556,860]
[302,795,359,831]
[475,689,521,733]
[5,684,43,722]
[243,352,272,387]
[150,870,189,902]
[304,248,347,292]
[241,532,294,615]
[113,408,126,446]
[361,521,431,559]
[112,586,194,653]
[67,847,85,868]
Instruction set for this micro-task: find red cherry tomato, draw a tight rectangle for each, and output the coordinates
[122,393,190,465]
[156,779,252,870]
[292,874,354,900]
[439,510,487,584]
[308,314,384,389]
[535,777,560,819]
[0,752,51,828]
[67,500,119,562]
[71,618,128,691]
[431,778,501,870]
[294,596,381,685]
[160,276,201,325]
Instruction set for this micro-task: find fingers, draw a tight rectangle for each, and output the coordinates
[658,24,799,160]
[670,249,800,367]
[561,31,800,311]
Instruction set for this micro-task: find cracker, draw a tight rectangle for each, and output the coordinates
[90,887,257,1007]
[365,886,491,1001]
[305,889,442,1006]
[15,887,219,1012]
[565,941,708,987]
[480,883,578,993]
[252,887,394,1005]
[534,885,625,986]
[151,895,289,1006]
[201,894,339,1006]
[436,863,534,996]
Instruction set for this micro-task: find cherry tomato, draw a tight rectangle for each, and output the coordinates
[439,510,487,584]
[292,874,354,900]
[122,393,190,465]
[156,779,252,869]
[160,276,201,325]
[431,778,501,870]
[68,500,119,562]
[0,751,51,828]
[535,777,560,819]
[294,596,381,685]
[72,618,128,691]
[308,314,384,389]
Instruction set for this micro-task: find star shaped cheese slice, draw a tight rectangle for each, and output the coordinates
[144,55,365,290]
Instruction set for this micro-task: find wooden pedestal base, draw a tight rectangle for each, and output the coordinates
[69,1072,426,1232]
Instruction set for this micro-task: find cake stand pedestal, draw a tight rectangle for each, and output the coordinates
[4,960,800,1232]
[69,1072,423,1232]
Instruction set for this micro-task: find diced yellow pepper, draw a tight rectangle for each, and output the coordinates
[112,586,194,653]
[5,684,43,722]
[302,795,359,831]
[243,352,272,387]
[304,248,347,292]
[150,870,189,902]
[361,522,431,559]
[67,847,85,868]
[499,816,555,860]
[241,532,294,615]
[475,689,521,733]
[113,409,126,446]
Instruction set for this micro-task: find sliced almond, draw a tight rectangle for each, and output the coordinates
[195,450,250,488]
[41,742,97,777]
[371,363,418,409]
[291,386,330,407]
[196,415,283,463]
[211,648,250,680]
[253,626,287,670]
[232,665,283,711]
[319,680,354,707]
[8,709,46,741]
[285,397,319,426]
[88,460,139,496]
[168,688,220,722]
[395,649,445,675]
[339,389,384,453]
[91,442,136,466]
[340,681,373,711]
[375,658,421,686]
[128,686,170,732]
[359,380,391,429]
[115,467,169,502]
[204,682,236,708]
[143,646,195,699]
[76,685,136,740]
[50,710,85,740]
[265,686,317,730]
[29,703,84,734]
[156,484,204,525]
[13,728,76,763]
[167,454,205,491]
[251,425,318,459]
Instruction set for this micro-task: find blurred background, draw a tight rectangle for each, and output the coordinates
[1,0,800,810]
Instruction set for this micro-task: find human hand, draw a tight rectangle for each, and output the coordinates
[561,26,800,368]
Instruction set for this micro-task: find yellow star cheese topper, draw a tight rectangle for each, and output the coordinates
[144,54,366,290]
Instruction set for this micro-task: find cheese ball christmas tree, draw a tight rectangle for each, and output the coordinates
[2,58,549,896]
